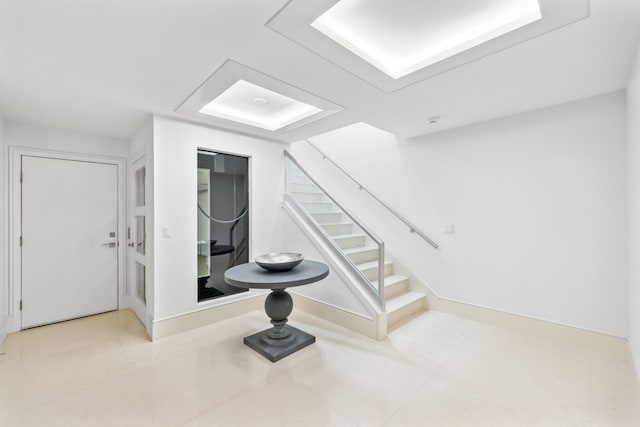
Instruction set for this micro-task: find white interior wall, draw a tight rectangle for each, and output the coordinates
[2,121,128,333]
[296,91,628,337]
[152,117,285,321]
[628,45,640,372]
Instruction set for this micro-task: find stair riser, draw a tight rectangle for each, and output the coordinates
[322,223,353,236]
[360,262,393,281]
[335,236,366,250]
[292,193,328,203]
[347,249,379,264]
[312,212,343,224]
[388,298,426,327]
[301,203,338,213]
[385,279,410,300]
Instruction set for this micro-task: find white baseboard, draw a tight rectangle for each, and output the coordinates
[292,293,386,340]
[293,289,628,358]
[148,269,627,357]
[387,254,628,358]
[152,294,265,340]
[430,296,629,359]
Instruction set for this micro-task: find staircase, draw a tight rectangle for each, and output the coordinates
[289,169,426,331]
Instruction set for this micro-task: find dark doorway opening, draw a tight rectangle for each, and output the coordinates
[197,150,249,302]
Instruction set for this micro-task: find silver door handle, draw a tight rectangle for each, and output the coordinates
[102,242,116,248]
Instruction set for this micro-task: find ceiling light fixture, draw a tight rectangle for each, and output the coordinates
[198,80,322,131]
[312,0,542,79]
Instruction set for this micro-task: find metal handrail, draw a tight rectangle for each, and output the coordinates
[305,139,439,249]
[284,151,385,305]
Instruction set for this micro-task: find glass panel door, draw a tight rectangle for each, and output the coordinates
[129,158,148,308]
[197,150,249,302]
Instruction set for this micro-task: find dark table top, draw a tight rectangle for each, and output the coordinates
[224,260,329,289]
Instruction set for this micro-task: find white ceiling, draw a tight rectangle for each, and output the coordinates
[0,0,639,142]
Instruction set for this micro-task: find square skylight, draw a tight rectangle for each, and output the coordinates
[312,0,542,79]
[198,80,323,131]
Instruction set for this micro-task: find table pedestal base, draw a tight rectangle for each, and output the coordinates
[243,325,315,362]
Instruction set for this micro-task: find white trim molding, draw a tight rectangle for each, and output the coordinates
[152,292,266,340]
[430,296,630,359]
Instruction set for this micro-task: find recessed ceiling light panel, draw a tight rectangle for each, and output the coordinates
[198,80,323,131]
[176,60,345,138]
[312,0,542,79]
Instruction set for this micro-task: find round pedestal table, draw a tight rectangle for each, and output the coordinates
[224,260,329,362]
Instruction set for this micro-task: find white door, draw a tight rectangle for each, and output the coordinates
[127,157,148,320]
[21,156,119,328]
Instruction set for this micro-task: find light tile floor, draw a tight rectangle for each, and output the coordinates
[1,309,639,426]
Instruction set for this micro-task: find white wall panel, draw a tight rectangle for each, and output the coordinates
[296,91,627,337]
[152,117,285,320]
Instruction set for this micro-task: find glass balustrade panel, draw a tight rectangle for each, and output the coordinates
[285,156,381,294]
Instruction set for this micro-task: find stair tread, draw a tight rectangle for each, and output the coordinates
[343,245,378,254]
[332,233,366,240]
[372,275,409,287]
[386,291,425,313]
[357,260,393,270]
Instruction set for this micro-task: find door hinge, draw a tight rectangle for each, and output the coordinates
[19,236,23,247]
[20,171,23,183]
[19,300,22,311]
